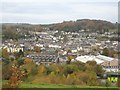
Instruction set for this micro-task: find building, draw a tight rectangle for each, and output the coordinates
[27,53,59,65]
[101,59,119,72]
[75,55,119,73]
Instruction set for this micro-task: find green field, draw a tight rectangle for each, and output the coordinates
[2,81,119,89]
[19,82,119,88]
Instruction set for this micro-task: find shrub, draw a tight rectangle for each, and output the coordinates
[21,62,37,76]
[24,58,32,64]
[38,65,47,75]
[63,64,79,76]
[17,59,24,66]
[71,61,85,71]
[65,74,76,85]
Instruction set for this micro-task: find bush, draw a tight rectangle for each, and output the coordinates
[65,74,77,85]
[38,65,47,75]
[71,61,85,71]
[2,61,16,80]
[17,59,24,66]
[63,64,79,77]
[24,58,32,64]
[21,62,37,76]
[48,64,64,76]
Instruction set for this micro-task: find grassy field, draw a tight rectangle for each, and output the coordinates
[2,81,119,89]
[2,80,120,89]
[19,82,119,88]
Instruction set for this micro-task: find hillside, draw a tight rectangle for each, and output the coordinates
[48,19,117,32]
[2,19,117,32]
[1,19,117,40]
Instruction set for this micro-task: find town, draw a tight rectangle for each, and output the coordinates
[1,20,119,88]
[1,24,119,72]
[1,0,119,88]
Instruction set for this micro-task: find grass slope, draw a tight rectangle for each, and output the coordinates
[2,80,119,89]
[19,82,119,89]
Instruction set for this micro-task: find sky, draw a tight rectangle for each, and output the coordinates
[1,0,119,24]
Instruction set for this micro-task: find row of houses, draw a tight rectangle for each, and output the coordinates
[26,54,59,65]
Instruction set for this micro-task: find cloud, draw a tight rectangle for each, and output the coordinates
[1,0,118,24]
[2,0,119,3]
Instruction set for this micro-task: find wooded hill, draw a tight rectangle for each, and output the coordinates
[48,19,117,32]
[2,19,117,32]
[1,19,118,40]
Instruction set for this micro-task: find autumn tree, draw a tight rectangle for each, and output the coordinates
[8,64,21,88]
[71,61,85,71]
[21,62,37,76]
[34,46,41,52]
[63,64,79,77]
[2,48,9,59]
[66,49,73,64]
[86,61,104,76]
[38,65,47,75]
[24,58,32,64]
[95,64,104,76]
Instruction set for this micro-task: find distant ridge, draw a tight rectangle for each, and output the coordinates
[2,19,117,32]
[48,19,117,32]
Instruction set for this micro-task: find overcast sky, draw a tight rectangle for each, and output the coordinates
[1,0,119,24]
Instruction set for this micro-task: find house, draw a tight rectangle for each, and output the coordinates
[2,45,24,53]
[7,47,23,53]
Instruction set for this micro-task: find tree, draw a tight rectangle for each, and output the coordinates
[66,49,73,64]
[34,46,41,52]
[2,48,9,59]
[8,64,21,88]
[2,62,12,80]
[14,50,24,59]
[63,64,79,77]
[24,58,32,64]
[38,65,47,75]
[71,61,85,71]
[3,29,19,40]
[86,61,97,66]
[18,49,24,57]
[85,61,104,76]
[7,63,28,88]
[65,74,77,85]
[21,62,37,76]
[102,48,109,56]
[67,56,74,64]
[95,64,104,76]
[17,59,24,66]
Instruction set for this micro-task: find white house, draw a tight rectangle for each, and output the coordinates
[7,47,23,53]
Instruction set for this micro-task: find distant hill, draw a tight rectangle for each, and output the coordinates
[2,23,44,32]
[2,23,45,40]
[1,19,118,40]
[2,19,117,39]
[2,19,117,32]
[48,19,117,32]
